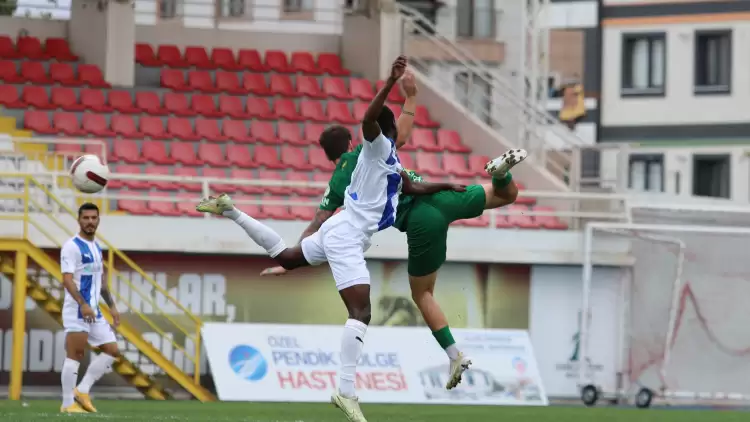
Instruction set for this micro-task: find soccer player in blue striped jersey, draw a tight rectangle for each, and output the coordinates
[196,56,463,422]
[59,203,120,414]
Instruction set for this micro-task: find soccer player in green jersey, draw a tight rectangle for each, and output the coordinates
[262,72,526,391]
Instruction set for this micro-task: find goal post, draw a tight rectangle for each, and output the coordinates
[580,221,750,406]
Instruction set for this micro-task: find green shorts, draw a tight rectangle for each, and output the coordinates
[405,184,486,277]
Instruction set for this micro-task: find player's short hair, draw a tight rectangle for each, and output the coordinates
[78,202,100,218]
[319,125,352,161]
[377,106,398,140]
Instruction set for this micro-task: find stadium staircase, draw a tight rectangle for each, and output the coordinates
[0,174,216,402]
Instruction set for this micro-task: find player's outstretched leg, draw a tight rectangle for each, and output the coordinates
[197,194,308,269]
[483,149,527,209]
[61,332,89,413]
[74,341,117,412]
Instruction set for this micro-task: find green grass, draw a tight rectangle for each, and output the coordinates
[0,400,747,422]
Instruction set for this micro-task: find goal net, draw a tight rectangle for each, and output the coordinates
[581,221,750,402]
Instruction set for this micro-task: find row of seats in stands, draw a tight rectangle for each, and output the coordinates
[137,43,350,76]
[453,206,568,230]
[0,61,110,87]
[0,36,78,61]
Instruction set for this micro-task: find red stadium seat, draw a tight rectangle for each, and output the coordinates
[513,182,535,206]
[0,60,22,83]
[287,172,317,196]
[281,146,312,170]
[262,196,293,220]
[234,195,265,219]
[206,168,235,194]
[291,51,321,75]
[111,114,143,139]
[327,101,357,124]
[258,170,290,195]
[297,75,325,99]
[50,63,81,86]
[135,43,161,66]
[437,129,471,153]
[0,36,21,59]
[492,213,513,229]
[82,113,116,138]
[191,94,223,118]
[223,120,252,143]
[188,71,219,93]
[377,80,405,103]
[251,121,279,145]
[231,169,263,195]
[507,205,540,229]
[79,65,110,88]
[415,151,446,176]
[398,152,416,170]
[22,86,53,110]
[533,206,568,230]
[219,95,248,119]
[53,112,84,136]
[410,128,441,152]
[246,97,275,119]
[149,192,181,216]
[300,100,328,123]
[0,85,23,108]
[215,71,247,94]
[174,167,201,192]
[107,164,136,189]
[415,105,440,128]
[185,46,214,69]
[80,89,112,112]
[318,53,350,76]
[146,166,178,191]
[51,87,85,111]
[212,48,242,71]
[167,117,201,141]
[139,116,169,140]
[142,140,174,165]
[118,194,151,216]
[227,144,255,168]
[45,38,78,61]
[349,78,374,101]
[265,50,292,73]
[322,77,351,100]
[163,92,195,117]
[161,69,189,91]
[109,90,140,114]
[243,73,271,96]
[304,123,325,144]
[270,74,298,97]
[17,36,46,60]
[112,139,142,163]
[135,91,167,115]
[352,102,368,121]
[291,205,316,221]
[21,61,51,84]
[198,143,226,167]
[177,193,203,217]
[157,45,188,68]
[309,148,335,171]
[274,99,302,121]
[457,213,490,228]
[278,122,307,146]
[238,49,267,72]
[468,155,490,176]
[443,153,474,177]
[196,119,229,142]
[254,145,284,169]
[24,111,55,134]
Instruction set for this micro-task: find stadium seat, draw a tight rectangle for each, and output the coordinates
[117,165,149,189]
[174,167,201,192]
[146,166,178,191]
[142,140,174,165]
[191,94,223,118]
[309,148,335,171]
[222,120,252,143]
[468,155,490,176]
[238,49,267,72]
[265,50,292,73]
[443,153,474,177]
[176,193,203,217]
[22,86,53,110]
[227,144,255,168]
[53,112,85,136]
[262,196,293,220]
[398,152,416,170]
[196,119,229,142]
[304,123,325,144]
[247,97,276,120]
[300,100,328,123]
[327,101,358,124]
[251,121,279,145]
[157,45,188,68]
[0,60,23,83]
[415,106,440,128]
[0,85,23,108]
[79,65,110,88]
[106,164,132,189]
[164,92,195,117]
[45,38,78,61]
[533,206,568,230]
[291,51,321,75]
[135,91,167,115]
[377,80,405,103]
[460,213,491,228]
[415,152,446,176]
[54,142,83,157]
[109,90,140,114]
[297,75,325,99]
[287,172,317,196]
[198,143,226,167]
[149,192,181,216]
[185,46,215,69]
[0,36,21,59]
[51,87,85,111]
[410,128,441,152]
[112,139,142,163]
[24,111,55,134]
[349,78,374,101]
[243,72,271,96]
[17,36,47,60]
[437,129,471,153]
[79,89,112,112]
[21,61,51,84]
[50,63,82,86]
[323,77,352,100]
[318,53,350,76]
[234,195,265,219]
[507,205,540,229]
[352,102,368,121]
[218,95,248,119]
[291,205,316,220]
[168,117,201,141]
[161,69,189,91]
[215,71,247,94]
[274,99,302,121]
[492,213,513,229]
[212,48,242,71]
[258,170,290,195]
[206,168,235,194]
[82,113,116,138]
[254,145,284,169]
[118,194,151,216]
[135,43,161,66]
[270,74,299,97]
[111,114,143,139]
[513,182,535,206]
[139,116,169,140]
[231,169,263,194]
[281,146,313,170]
[278,122,307,146]
[188,71,219,93]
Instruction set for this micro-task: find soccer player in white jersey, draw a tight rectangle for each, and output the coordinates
[59,203,121,414]
[197,56,464,422]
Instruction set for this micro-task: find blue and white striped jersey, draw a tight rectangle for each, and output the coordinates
[60,235,104,320]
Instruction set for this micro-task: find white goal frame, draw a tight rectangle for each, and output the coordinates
[579,221,750,403]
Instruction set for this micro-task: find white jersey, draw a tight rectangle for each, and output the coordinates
[60,235,104,321]
[343,132,403,234]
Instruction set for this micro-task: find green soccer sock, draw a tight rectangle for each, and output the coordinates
[492,172,513,190]
[432,326,461,359]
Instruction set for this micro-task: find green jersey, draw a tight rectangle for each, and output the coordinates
[318,144,420,231]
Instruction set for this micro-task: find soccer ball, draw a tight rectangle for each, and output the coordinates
[70,155,109,194]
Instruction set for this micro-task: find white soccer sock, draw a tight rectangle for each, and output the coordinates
[77,353,115,394]
[446,344,461,360]
[223,208,286,258]
[338,319,368,398]
[61,358,80,407]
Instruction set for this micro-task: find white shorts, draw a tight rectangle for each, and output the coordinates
[301,213,372,290]
[63,314,117,347]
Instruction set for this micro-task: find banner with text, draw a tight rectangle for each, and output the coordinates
[202,323,548,406]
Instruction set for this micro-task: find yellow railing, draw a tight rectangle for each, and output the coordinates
[0,173,204,385]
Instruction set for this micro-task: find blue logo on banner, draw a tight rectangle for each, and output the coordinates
[228,345,268,381]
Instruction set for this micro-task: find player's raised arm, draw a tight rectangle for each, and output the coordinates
[362,55,407,143]
[396,71,418,149]
[400,171,466,195]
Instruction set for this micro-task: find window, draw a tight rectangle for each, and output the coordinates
[621,33,665,96]
[629,155,663,192]
[455,72,492,124]
[693,155,730,198]
[694,30,732,94]
[218,0,247,18]
[457,0,495,39]
[159,0,179,19]
[284,0,313,13]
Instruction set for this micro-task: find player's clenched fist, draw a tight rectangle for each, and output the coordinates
[389,55,407,82]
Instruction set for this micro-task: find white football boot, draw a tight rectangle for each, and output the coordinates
[331,392,368,422]
[485,149,528,177]
[446,352,473,390]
